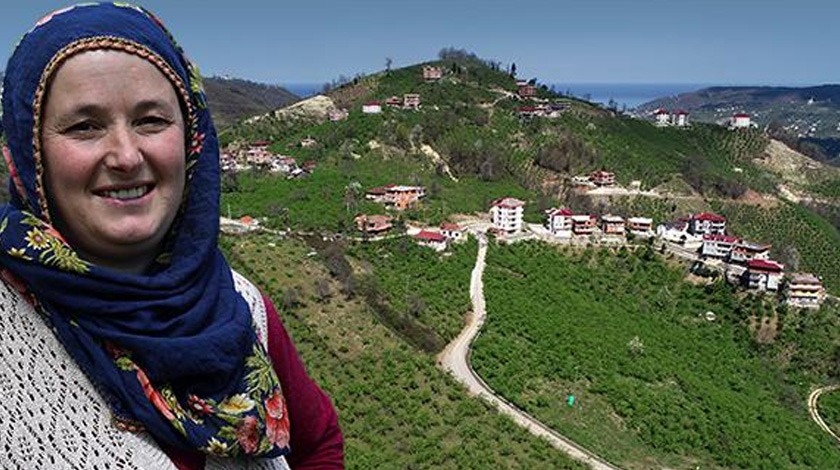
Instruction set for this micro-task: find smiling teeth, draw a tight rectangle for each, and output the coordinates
[106,186,148,200]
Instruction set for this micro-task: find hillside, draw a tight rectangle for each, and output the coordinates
[637,85,840,164]
[203,76,299,128]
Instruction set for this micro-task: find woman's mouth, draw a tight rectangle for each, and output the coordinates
[96,185,153,200]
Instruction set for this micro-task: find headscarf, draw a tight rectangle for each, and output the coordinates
[0,3,290,458]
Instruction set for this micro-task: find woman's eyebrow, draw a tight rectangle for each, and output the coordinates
[134,99,178,115]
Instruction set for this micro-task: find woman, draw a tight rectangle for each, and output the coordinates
[0,3,343,469]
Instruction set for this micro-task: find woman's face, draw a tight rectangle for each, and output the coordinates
[41,50,186,272]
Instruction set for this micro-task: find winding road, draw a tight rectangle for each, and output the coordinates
[808,385,840,444]
[437,233,620,470]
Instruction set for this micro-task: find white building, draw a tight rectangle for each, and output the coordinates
[440,223,465,243]
[362,102,382,114]
[689,212,727,236]
[626,217,654,236]
[654,108,670,127]
[490,197,525,234]
[785,274,826,309]
[601,215,625,236]
[731,113,752,129]
[701,234,739,259]
[672,109,689,127]
[415,230,448,251]
[545,208,573,238]
[744,259,784,291]
[729,240,771,264]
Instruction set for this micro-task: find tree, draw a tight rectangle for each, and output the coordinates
[510,62,517,77]
[315,279,332,303]
[385,57,393,73]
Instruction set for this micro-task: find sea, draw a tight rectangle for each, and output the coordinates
[281,82,711,110]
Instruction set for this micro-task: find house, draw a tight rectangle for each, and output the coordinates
[571,215,596,235]
[626,217,653,236]
[422,65,442,82]
[689,212,726,235]
[300,137,317,148]
[545,208,573,238]
[270,156,297,174]
[440,223,465,242]
[731,113,752,129]
[517,106,537,120]
[654,108,670,126]
[743,259,784,291]
[244,140,272,167]
[572,175,595,187]
[354,214,393,234]
[701,234,739,259]
[729,240,771,264]
[785,273,826,309]
[672,109,689,127]
[601,215,625,236]
[657,220,702,245]
[362,102,382,114]
[415,230,448,251]
[403,94,420,110]
[328,108,348,122]
[545,103,567,118]
[589,170,616,187]
[490,197,525,234]
[385,96,402,108]
[517,80,537,98]
[366,184,425,210]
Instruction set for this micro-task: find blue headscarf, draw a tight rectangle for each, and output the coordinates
[0,3,290,458]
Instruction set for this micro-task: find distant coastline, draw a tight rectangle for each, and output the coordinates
[281,81,712,109]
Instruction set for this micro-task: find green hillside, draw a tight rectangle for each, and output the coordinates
[473,242,840,469]
[216,52,840,468]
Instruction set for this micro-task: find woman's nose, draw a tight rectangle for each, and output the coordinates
[104,125,143,172]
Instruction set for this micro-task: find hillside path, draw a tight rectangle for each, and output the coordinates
[437,233,621,470]
[808,385,840,444]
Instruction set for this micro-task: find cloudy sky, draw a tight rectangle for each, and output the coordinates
[1,0,837,87]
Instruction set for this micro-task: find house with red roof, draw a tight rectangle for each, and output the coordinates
[701,234,739,259]
[654,108,670,127]
[545,208,573,238]
[365,184,426,210]
[490,197,525,234]
[731,113,752,129]
[689,212,726,236]
[440,223,465,242]
[743,259,784,291]
[672,109,690,127]
[415,230,448,251]
[362,102,382,114]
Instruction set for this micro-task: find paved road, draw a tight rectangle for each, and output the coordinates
[808,385,840,444]
[438,234,621,470]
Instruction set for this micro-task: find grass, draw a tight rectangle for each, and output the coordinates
[221,233,587,469]
[471,241,840,469]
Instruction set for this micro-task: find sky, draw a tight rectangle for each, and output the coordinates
[1,0,838,88]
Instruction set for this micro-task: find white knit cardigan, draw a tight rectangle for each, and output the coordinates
[0,271,290,470]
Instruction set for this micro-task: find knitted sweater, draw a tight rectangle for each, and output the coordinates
[0,271,343,469]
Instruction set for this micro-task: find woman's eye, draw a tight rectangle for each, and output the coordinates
[136,116,171,131]
[64,121,100,135]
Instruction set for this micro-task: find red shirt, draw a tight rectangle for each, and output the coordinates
[163,296,344,469]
